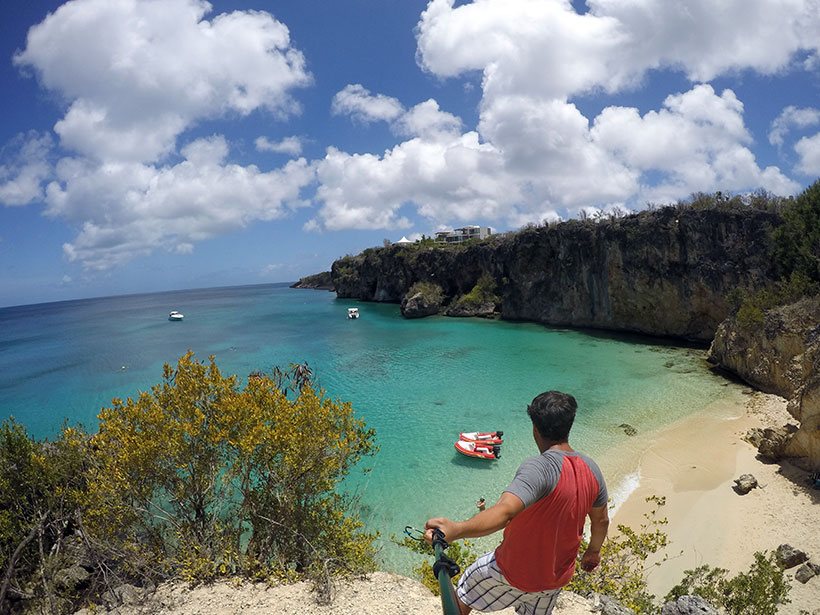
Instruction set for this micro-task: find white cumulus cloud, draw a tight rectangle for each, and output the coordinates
[9,0,315,269]
[795,133,820,176]
[0,132,54,206]
[331,84,405,124]
[255,136,303,156]
[309,0,809,231]
[15,0,311,163]
[54,136,315,270]
[417,0,820,102]
[311,131,515,231]
[769,106,820,147]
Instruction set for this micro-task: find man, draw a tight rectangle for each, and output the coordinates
[426,391,609,615]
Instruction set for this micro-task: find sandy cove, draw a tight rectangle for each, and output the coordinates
[611,392,820,614]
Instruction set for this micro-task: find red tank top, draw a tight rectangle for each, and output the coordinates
[495,455,600,592]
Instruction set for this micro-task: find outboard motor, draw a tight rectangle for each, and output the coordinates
[493,445,501,459]
[495,430,504,437]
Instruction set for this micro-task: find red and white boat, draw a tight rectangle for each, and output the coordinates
[459,431,504,445]
[455,439,501,460]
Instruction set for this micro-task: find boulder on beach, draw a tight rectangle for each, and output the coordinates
[732,473,758,494]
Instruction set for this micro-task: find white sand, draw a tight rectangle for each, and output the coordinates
[612,392,820,614]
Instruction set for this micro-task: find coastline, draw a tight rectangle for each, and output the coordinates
[609,391,820,613]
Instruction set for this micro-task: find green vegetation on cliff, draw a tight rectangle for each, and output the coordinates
[448,273,500,313]
[728,180,820,328]
[773,180,820,285]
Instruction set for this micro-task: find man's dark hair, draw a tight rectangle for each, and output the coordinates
[527,391,577,442]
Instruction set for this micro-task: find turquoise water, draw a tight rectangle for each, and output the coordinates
[0,283,742,570]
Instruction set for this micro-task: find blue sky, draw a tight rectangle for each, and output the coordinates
[1,0,819,308]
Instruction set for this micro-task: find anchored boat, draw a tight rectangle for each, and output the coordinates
[454,439,501,460]
[459,431,503,445]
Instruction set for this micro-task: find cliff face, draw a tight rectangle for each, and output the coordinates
[709,297,820,469]
[291,271,335,291]
[332,207,780,341]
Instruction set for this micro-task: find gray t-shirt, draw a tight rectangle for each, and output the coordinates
[504,450,608,509]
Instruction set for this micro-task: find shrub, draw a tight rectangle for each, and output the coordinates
[773,179,820,283]
[568,496,671,613]
[728,271,819,329]
[666,551,791,615]
[86,353,377,591]
[0,421,91,611]
[455,273,500,309]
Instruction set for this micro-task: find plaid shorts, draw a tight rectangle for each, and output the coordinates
[456,551,561,615]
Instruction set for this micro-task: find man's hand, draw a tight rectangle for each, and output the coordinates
[424,517,461,544]
[580,547,601,572]
[425,493,524,545]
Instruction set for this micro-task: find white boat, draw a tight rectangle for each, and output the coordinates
[347,307,360,319]
[168,311,184,321]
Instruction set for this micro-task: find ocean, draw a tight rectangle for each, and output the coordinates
[0,283,746,570]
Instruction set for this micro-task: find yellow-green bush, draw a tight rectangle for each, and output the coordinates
[87,352,377,586]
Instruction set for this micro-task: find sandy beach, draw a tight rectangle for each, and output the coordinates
[611,391,820,613]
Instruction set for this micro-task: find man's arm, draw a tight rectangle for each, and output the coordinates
[580,505,609,571]
[425,491,525,543]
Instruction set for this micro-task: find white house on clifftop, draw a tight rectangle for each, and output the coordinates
[435,226,492,244]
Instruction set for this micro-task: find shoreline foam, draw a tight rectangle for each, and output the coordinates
[610,392,820,614]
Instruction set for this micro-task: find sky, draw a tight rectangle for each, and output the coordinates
[1,0,819,307]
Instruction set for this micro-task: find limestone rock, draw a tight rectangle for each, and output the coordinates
[101,583,149,606]
[53,564,90,592]
[786,370,820,469]
[589,593,636,614]
[661,595,719,614]
[400,285,444,318]
[744,426,795,461]
[733,474,758,494]
[795,563,817,583]
[333,207,780,340]
[56,531,94,570]
[710,296,820,471]
[444,300,497,318]
[776,544,809,569]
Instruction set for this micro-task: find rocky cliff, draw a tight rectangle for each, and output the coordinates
[709,297,820,469]
[291,271,335,291]
[332,206,780,341]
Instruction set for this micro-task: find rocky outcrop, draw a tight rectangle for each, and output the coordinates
[661,595,719,615]
[291,271,335,291]
[400,283,444,318]
[709,297,820,469]
[332,206,780,341]
[443,300,497,318]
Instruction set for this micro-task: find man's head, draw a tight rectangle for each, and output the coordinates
[527,391,577,443]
